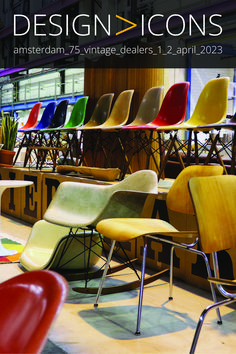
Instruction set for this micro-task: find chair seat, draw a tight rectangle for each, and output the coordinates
[20,220,102,271]
[97,218,179,242]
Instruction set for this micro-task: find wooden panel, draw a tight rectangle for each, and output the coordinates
[0,168,42,224]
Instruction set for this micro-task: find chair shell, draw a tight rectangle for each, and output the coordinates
[157,77,229,131]
[0,270,68,354]
[43,169,157,228]
[18,102,42,131]
[98,90,134,129]
[60,96,89,130]
[42,99,69,131]
[81,93,114,129]
[20,170,158,272]
[27,101,56,131]
[20,220,102,271]
[124,82,189,130]
[126,86,163,127]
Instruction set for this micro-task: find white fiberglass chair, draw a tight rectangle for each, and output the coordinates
[20,170,158,290]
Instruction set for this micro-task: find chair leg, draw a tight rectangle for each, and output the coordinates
[94,240,116,307]
[190,297,235,354]
[169,245,175,300]
[135,237,147,335]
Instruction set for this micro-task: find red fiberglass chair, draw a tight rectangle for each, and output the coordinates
[0,270,68,354]
[18,102,42,131]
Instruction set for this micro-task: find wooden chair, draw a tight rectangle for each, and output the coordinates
[94,165,224,335]
[189,175,236,353]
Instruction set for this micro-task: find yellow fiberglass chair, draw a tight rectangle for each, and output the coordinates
[94,165,224,335]
[189,175,236,354]
[157,77,229,177]
[20,170,158,290]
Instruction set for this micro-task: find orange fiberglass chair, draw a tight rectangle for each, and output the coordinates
[156,77,229,177]
[94,165,223,335]
[120,82,190,179]
[0,270,68,354]
[189,175,236,353]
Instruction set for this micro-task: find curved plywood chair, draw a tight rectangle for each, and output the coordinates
[94,165,224,335]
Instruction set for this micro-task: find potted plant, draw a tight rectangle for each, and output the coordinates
[0,111,19,166]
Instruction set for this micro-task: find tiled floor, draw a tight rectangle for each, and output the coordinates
[1,213,236,354]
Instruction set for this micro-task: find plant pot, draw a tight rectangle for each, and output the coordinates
[0,149,16,166]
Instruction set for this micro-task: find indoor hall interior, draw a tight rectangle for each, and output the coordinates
[1,212,236,354]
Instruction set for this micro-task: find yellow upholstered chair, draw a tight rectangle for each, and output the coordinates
[189,175,236,353]
[94,165,224,334]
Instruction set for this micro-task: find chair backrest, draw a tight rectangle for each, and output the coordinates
[150,82,190,126]
[83,93,114,128]
[166,165,224,215]
[128,87,163,126]
[19,102,42,130]
[189,175,236,254]
[100,90,134,128]
[0,270,68,354]
[34,101,56,130]
[48,99,69,129]
[43,169,158,228]
[187,77,229,126]
[63,96,89,129]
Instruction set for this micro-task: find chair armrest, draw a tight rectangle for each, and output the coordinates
[93,190,152,226]
[208,277,236,287]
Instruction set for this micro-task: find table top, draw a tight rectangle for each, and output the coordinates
[0,180,33,190]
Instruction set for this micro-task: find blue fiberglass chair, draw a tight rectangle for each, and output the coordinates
[24,100,69,169]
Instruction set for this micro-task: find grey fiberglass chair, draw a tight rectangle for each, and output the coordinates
[20,170,158,289]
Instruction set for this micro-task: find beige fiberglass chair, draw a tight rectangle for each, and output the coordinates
[20,170,158,291]
[94,165,224,334]
[189,175,236,353]
[92,89,134,166]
